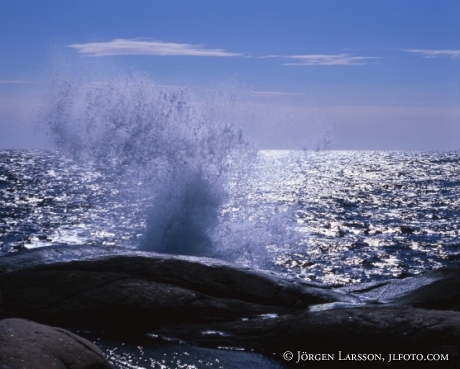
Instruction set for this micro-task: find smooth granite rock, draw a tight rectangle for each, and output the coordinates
[0,246,459,366]
[151,307,460,357]
[0,252,346,334]
[340,265,460,310]
[0,318,111,369]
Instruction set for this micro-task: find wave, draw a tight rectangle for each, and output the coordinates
[44,71,262,257]
[42,59,328,268]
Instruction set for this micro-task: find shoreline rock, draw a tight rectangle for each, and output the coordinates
[0,318,111,369]
[340,265,460,310]
[151,306,460,358]
[0,245,459,367]
[0,250,348,335]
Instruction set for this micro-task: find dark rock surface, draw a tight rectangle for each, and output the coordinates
[0,318,111,369]
[0,247,347,334]
[0,245,459,367]
[340,265,460,310]
[152,307,460,358]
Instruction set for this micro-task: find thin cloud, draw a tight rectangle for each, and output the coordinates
[0,80,28,84]
[255,55,282,59]
[284,54,379,66]
[402,49,460,58]
[68,38,242,57]
[252,90,304,97]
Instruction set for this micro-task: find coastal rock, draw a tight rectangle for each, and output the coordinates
[340,265,460,310]
[0,246,459,366]
[0,250,344,334]
[0,318,111,369]
[152,307,460,358]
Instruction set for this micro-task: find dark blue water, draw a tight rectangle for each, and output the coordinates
[1,149,459,286]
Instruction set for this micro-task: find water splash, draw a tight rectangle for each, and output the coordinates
[45,72,255,257]
[42,55,334,268]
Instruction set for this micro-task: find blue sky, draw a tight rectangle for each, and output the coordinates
[1,0,459,150]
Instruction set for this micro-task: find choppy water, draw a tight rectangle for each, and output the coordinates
[89,338,286,369]
[1,149,459,286]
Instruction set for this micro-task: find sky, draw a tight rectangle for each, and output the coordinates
[1,0,460,150]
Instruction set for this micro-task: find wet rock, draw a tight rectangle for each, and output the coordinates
[0,318,111,369]
[152,307,460,364]
[0,250,343,335]
[0,246,458,366]
[339,265,460,310]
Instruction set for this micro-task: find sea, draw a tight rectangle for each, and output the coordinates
[1,74,459,368]
[1,149,459,285]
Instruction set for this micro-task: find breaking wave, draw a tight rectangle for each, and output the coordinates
[44,70,265,258]
[41,51,330,268]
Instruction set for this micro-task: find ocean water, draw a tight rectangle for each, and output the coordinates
[1,149,459,285]
[1,73,460,368]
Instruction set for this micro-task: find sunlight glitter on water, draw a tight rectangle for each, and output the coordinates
[1,149,460,285]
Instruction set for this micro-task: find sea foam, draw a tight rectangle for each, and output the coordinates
[43,61,326,267]
[44,71,260,258]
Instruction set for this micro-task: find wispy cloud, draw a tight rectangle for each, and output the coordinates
[0,80,28,84]
[284,54,379,66]
[402,49,460,58]
[68,38,242,57]
[252,90,304,97]
[255,55,282,59]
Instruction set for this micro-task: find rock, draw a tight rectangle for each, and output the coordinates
[0,246,459,366]
[339,265,460,310]
[0,318,111,369]
[152,307,460,364]
[0,251,344,335]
